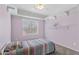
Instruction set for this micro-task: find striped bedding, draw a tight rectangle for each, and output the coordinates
[3,39,55,55]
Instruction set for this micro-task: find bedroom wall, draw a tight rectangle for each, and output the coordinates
[11,15,45,41]
[0,5,11,49]
[45,6,79,52]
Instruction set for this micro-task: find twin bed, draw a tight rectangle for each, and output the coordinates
[3,39,55,55]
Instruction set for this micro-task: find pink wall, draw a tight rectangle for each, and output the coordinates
[0,5,11,49]
[45,6,79,52]
[11,15,45,41]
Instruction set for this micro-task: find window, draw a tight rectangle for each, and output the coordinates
[22,19,39,36]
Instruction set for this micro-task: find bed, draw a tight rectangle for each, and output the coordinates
[3,39,55,55]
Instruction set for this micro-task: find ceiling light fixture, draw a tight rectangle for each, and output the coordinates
[35,4,45,10]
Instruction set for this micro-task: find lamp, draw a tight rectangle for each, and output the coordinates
[35,4,45,10]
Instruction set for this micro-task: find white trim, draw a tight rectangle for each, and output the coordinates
[7,5,17,15]
[11,14,44,20]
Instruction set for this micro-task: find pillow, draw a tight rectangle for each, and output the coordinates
[21,41,29,48]
[4,41,22,52]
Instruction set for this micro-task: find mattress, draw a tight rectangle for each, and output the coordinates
[3,39,55,55]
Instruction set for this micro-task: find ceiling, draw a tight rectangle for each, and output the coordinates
[8,4,78,17]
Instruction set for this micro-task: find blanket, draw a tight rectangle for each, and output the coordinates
[3,39,55,55]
